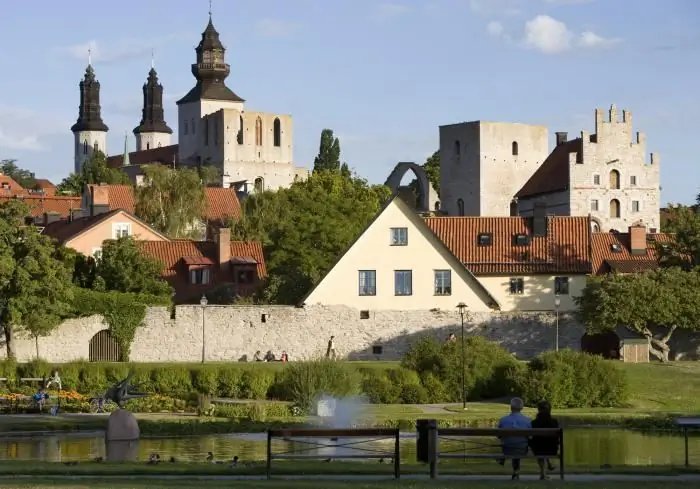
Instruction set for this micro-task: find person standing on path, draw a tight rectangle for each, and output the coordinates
[497,397,531,480]
[326,336,337,359]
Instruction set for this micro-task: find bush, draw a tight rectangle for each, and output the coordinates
[512,349,629,408]
[361,370,400,404]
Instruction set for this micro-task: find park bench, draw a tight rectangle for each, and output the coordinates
[417,421,565,480]
[266,428,401,479]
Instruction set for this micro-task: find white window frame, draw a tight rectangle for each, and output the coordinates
[112,222,132,239]
[434,270,452,296]
[632,200,640,213]
[390,227,408,246]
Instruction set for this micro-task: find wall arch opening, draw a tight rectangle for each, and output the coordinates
[457,198,465,216]
[512,141,519,156]
[238,116,244,144]
[254,177,264,193]
[384,162,431,212]
[273,118,281,147]
[610,198,621,218]
[255,117,263,146]
[609,169,620,189]
[89,329,121,362]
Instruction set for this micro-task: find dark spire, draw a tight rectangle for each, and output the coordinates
[71,64,109,133]
[176,13,244,105]
[133,66,173,135]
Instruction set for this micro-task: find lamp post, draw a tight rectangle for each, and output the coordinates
[554,294,561,352]
[200,295,208,363]
[456,302,468,410]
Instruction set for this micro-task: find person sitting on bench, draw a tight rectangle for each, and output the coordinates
[33,388,49,413]
[530,400,559,480]
[497,397,531,480]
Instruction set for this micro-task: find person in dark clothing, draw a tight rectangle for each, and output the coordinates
[529,400,559,480]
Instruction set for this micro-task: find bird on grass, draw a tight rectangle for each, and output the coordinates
[93,457,103,463]
[169,456,177,463]
[147,454,161,465]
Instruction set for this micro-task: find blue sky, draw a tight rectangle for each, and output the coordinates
[0,0,697,203]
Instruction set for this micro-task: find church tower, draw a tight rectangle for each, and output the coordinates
[71,60,108,174]
[133,61,173,151]
[177,11,245,162]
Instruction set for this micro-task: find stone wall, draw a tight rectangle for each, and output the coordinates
[2,306,585,363]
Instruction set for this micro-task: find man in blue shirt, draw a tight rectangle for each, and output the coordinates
[497,397,531,480]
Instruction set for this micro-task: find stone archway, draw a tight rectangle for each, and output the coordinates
[384,162,431,212]
[89,329,121,362]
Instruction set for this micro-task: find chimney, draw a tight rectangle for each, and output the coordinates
[70,208,83,221]
[533,202,548,237]
[90,184,110,216]
[43,212,60,225]
[216,228,231,267]
[629,224,647,255]
[555,132,568,146]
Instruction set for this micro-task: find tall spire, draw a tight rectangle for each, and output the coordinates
[133,63,173,136]
[70,61,108,133]
[176,8,244,105]
[123,132,130,166]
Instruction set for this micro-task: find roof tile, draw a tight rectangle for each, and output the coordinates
[106,144,179,169]
[515,138,581,199]
[0,195,82,218]
[591,232,672,274]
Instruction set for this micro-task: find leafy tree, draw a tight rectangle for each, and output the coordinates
[0,200,74,358]
[57,150,130,195]
[313,129,343,173]
[0,159,36,189]
[232,170,391,304]
[197,163,221,186]
[659,204,700,267]
[135,165,206,238]
[575,268,700,361]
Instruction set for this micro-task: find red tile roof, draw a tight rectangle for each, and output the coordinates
[424,215,592,275]
[515,138,582,199]
[0,195,82,218]
[106,144,179,169]
[41,210,121,243]
[34,179,56,189]
[591,231,673,274]
[0,175,27,196]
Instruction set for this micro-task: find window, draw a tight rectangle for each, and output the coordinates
[94,142,99,152]
[650,227,657,233]
[611,243,623,253]
[477,233,493,246]
[371,345,383,354]
[184,121,188,135]
[593,174,600,185]
[255,117,263,146]
[358,270,376,296]
[454,140,460,157]
[591,221,600,232]
[591,200,599,212]
[509,278,524,295]
[630,175,637,186]
[513,234,529,246]
[204,118,209,146]
[632,200,640,212]
[236,269,255,283]
[554,276,570,295]
[146,143,150,150]
[190,268,211,285]
[610,199,621,218]
[394,270,412,296]
[238,116,244,144]
[254,177,264,193]
[83,140,88,155]
[511,141,519,156]
[609,170,620,189]
[457,198,465,216]
[112,223,131,239]
[273,118,281,147]
[434,270,452,296]
[390,227,408,246]
[360,310,370,319]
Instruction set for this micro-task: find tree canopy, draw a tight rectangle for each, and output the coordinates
[658,204,700,267]
[0,200,74,358]
[57,151,130,195]
[135,165,206,238]
[575,268,700,361]
[231,170,392,304]
[0,159,36,189]
[312,129,350,176]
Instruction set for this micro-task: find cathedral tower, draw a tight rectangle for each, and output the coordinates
[177,12,245,162]
[133,62,173,151]
[71,59,108,173]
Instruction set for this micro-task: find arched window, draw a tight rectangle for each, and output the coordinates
[609,199,621,218]
[255,117,263,146]
[457,198,465,216]
[204,118,209,146]
[512,141,519,156]
[254,177,264,193]
[93,141,98,152]
[454,140,461,156]
[146,143,150,150]
[591,221,600,232]
[238,116,244,145]
[609,169,620,189]
[273,118,281,147]
[83,140,88,155]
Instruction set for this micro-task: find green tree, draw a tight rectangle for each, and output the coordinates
[0,159,36,189]
[57,150,130,195]
[232,170,391,304]
[135,165,206,238]
[575,268,700,361]
[0,200,74,358]
[313,129,342,173]
[197,163,221,186]
[659,204,700,267]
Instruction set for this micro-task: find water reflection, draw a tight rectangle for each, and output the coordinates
[0,429,697,467]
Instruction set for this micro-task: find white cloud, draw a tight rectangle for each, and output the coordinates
[0,107,68,152]
[469,0,521,16]
[52,34,189,65]
[521,15,619,54]
[254,19,298,38]
[487,21,505,38]
[370,3,411,22]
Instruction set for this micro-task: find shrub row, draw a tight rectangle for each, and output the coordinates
[0,339,629,410]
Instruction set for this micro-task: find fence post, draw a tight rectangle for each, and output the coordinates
[428,421,438,479]
[559,428,565,480]
[266,430,272,480]
[393,429,401,479]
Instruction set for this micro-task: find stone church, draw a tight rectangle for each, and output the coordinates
[70,13,308,193]
[438,105,661,232]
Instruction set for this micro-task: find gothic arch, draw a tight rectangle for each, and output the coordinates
[255,117,263,146]
[384,162,431,212]
[273,118,281,147]
[590,217,602,232]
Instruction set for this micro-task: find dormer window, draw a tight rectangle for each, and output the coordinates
[478,233,493,246]
[611,244,623,253]
[236,269,255,284]
[513,234,529,246]
[190,268,211,285]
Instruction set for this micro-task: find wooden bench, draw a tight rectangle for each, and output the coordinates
[266,428,401,479]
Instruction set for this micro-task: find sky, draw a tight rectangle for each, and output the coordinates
[0,0,697,204]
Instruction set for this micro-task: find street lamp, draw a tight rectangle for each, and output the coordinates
[554,294,561,352]
[456,302,468,410]
[200,295,208,363]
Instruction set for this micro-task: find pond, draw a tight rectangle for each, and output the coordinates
[0,429,698,467]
